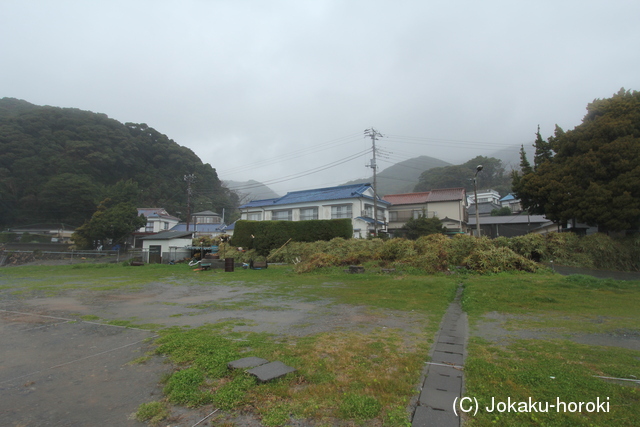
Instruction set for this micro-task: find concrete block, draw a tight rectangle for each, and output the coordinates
[227,357,269,370]
[248,361,296,382]
[412,406,459,427]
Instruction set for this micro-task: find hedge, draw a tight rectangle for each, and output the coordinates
[230,219,353,256]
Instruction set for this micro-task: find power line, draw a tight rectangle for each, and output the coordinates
[228,148,371,192]
[217,132,363,176]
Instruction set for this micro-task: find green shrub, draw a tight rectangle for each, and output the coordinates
[0,232,17,243]
[463,246,539,274]
[379,238,416,261]
[231,219,352,256]
[448,235,493,266]
[294,253,341,273]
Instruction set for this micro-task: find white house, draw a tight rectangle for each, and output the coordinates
[383,188,468,236]
[133,208,181,248]
[467,189,501,206]
[136,208,181,233]
[238,183,390,238]
[140,230,194,263]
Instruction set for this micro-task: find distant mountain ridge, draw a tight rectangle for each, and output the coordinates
[224,180,280,202]
[342,155,451,196]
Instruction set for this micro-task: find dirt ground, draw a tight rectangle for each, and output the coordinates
[472,310,640,351]
[0,270,427,427]
[2,259,639,426]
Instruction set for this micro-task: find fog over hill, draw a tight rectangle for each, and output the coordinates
[341,155,451,196]
[223,180,280,203]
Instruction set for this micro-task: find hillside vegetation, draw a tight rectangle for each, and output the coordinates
[0,98,238,227]
[342,155,451,196]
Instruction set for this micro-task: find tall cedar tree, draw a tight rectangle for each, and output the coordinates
[512,89,640,231]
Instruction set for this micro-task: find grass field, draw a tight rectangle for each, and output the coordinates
[1,263,639,426]
[462,273,640,427]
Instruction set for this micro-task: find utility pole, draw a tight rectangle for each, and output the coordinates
[364,128,383,237]
[184,174,196,231]
[473,165,483,237]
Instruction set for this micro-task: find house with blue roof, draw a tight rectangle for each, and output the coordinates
[238,183,390,238]
[499,193,523,213]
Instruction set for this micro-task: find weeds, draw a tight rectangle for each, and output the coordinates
[134,401,169,425]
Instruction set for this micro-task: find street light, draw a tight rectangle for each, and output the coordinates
[473,165,483,237]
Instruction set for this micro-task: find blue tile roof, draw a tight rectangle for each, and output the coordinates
[356,216,386,225]
[239,183,390,209]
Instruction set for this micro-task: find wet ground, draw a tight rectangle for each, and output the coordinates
[0,280,426,426]
[0,310,164,426]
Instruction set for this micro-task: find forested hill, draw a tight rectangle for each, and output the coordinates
[0,98,238,228]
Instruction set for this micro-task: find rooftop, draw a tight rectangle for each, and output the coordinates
[383,188,466,205]
[239,183,390,209]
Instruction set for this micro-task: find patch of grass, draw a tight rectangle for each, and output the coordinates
[462,272,640,333]
[186,299,287,311]
[464,338,640,426]
[134,401,169,425]
[338,392,382,419]
[153,322,426,426]
[462,271,640,426]
[80,314,100,321]
[163,367,213,407]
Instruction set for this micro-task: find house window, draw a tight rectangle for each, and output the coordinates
[389,211,398,221]
[248,212,262,221]
[300,207,318,220]
[364,204,373,218]
[272,210,292,221]
[163,222,169,230]
[331,204,352,219]
[145,222,154,232]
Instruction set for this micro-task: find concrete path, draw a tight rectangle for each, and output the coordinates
[412,286,467,427]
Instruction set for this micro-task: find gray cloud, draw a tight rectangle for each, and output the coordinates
[2,0,638,194]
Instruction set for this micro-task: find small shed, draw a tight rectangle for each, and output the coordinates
[141,230,194,264]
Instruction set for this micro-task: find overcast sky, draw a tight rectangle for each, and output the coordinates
[2,0,638,196]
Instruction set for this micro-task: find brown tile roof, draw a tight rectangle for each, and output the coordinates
[383,188,466,205]
[426,188,466,202]
[382,192,430,205]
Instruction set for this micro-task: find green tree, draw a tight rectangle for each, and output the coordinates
[38,173,98,224]
[0,98,240,228]
[414,156,511,195]
[399,216,445,240]
[512,89,640,232]
[72,199,146,249]
[533,125,553,169]
[491,207,512,216]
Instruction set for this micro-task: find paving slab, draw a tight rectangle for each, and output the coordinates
[412,406,459,426]
[431,350,464,366]
[423,365,462,392]
[227,357,269,370]
[247,361,296,382]
[412,286,466,427]
[434,342,464,353]
[419,388,459,410]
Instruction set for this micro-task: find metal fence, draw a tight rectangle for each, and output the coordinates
[0,249,127,266]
